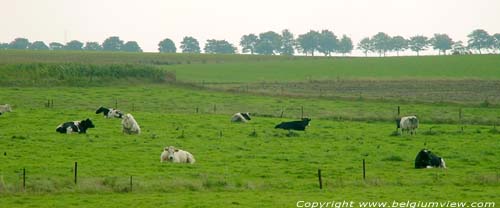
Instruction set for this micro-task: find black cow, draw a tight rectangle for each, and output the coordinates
[415,149,447,169]
[275,118,311,131]
[96,106,123,118]
[56,119,95,134]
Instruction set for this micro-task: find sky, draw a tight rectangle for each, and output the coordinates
[1,0,500,55]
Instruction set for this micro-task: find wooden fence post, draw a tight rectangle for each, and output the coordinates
[115,99,118,109]
[318,169,323,189]
[301,106,304,119]
[362,159,366,180]
[23,168,26,191]
[397,106,400,117]
[130,176,133,192]
[74,162,78,184]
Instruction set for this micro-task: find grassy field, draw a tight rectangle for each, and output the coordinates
[0,51,499,207]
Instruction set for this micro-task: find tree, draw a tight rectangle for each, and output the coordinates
[430,34,453,55]
[158,38,176,53]
[390,36,408,56]
[204,39,237,54]
[357,37,374,57]
[49,42,64,50]
[9,38,30,49]
[451,41,467,55]
[255,31,282,55]
[337,35,353,56]
[122,41,142,52]
[0,43,8,50]
[318,30,338,56]
[296,30,320,56]
[491,33,500,53]
[371,32,391,57]
[29,41,49,50]
[180,36,201,53]
[467,29,494,54]
[408,35,429,56]
[102,36,124,51]
[84,42,102,51]
[239,34,258,54]
[280,29,295,55]
[65,40,84,50]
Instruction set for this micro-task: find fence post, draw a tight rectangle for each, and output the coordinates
[23,168,26,191]
[219,130,223,138]
[280,110,284,118]
[74,162,78,184]
[318,169,323,189]
[196,107,199,113]
[397,106,400,117]
[115,99,118,109]
[362,159,366,180]
[130,176,133,192]
[301,106,304,119]
[213,104,217,113]
[459,108,463,132]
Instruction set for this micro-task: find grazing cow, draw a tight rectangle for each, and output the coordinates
[161,146,195,164]
[397,116,419,135]
[415,149,447,169]
[56,118,95,134]
[231,112,251,123]
[96,106,123,119]
[275,118,311,131]
[122,113,140,134]
[0,104,12,115]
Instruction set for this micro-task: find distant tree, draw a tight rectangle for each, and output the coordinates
[408,35,429,56]
[158,38,176,53]
[467,29,494,54]
[280,29,295,55]
[122,41,143,52]
[357,37,374,57]
[204,39,237,54]
[65,40,84,50]
[49,42,64,50]
[390,36,408,56]
[337,35,353,56]
[102,36,124,51]
[29,41,49,50]
[9,38,30,49]
[451,41,468,55]
[239,34,258,54]
[430,34,453,55]
[296,30,320,56]
[318,29,338,56]
[371,32,391,57]
[180,36,201,53]
[255,31,282,55]
[84,42,102,51]
[493,33,500,53]
[0,43,9,50]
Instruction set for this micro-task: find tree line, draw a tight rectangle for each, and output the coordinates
[1,29,499,56]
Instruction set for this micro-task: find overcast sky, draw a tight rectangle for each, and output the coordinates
[2,0,499,55]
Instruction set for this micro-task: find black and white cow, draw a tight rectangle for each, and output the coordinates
[275,118,311,131]
[231,112,251,123]
[56,118,95,134]
[414,149,447,169]
[95,106,123,119]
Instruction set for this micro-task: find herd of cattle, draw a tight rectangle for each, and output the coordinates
[0,104,445,168]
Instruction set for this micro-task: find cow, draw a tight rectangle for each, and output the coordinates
[275,118,311,131]
[415,149,447,169]
[56,118,95,134]
[396,116,419,135]
[231,112,251,123]
[0,104,12,115]
[122,113,140,134]
[160,146,195,164]
[95,106,123,119]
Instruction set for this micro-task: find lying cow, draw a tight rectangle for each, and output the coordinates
[160,146,196,164]
[56,118,95,134]
[275,118,311,131]
[96,106,123,118]
[397,116,419,135]
[0,104,12,116]
[231,112,251,123]
[122,113,140,134]
[415,149,447,169]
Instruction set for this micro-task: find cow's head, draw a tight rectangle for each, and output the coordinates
[241,112,251,121]
[81,118,95,129]
[302,118,311,126]
[122,114,133,122]
[110,109,124,118]
[95,106,109,115]
[415,149,432,168]
[166,146,179,161]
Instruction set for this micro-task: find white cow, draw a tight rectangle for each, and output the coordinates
[160,146,195,164]
[231,112,251,123]
[398,116,419,135]
[0,104,12,115]
[122,113,141,134]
